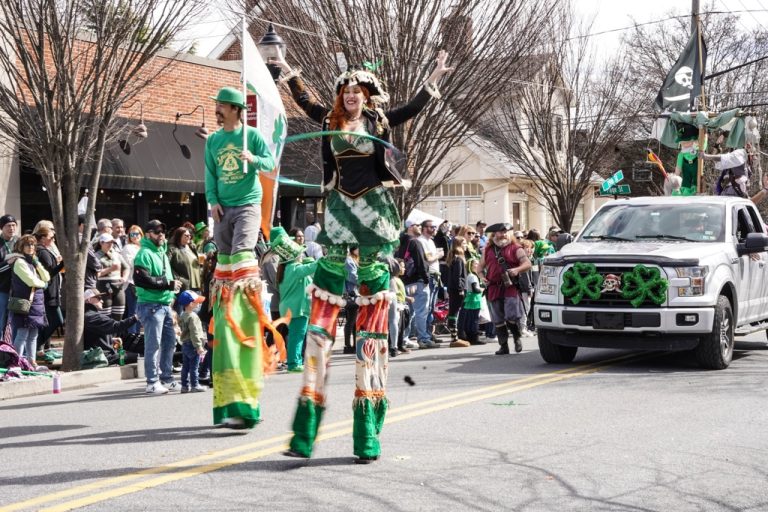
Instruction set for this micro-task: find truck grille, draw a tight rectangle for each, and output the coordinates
[562,264,666,308]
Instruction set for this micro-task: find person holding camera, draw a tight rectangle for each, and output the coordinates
[133,219,183,395]
[477,223,531,355]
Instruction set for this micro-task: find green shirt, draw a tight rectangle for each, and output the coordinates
[463,273,482,310]
[204,125,274,207]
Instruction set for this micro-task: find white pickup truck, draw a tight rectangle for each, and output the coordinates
[534,196,768,369]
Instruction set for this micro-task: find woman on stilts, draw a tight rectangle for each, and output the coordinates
[273,50,452,463]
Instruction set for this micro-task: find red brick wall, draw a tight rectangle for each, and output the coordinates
[17,36,241,127]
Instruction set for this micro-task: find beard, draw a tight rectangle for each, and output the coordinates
[492,236,511,248]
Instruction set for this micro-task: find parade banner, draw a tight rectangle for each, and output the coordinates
[240,27,287,241]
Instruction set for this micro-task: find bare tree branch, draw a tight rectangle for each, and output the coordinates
[233,0,559,216]
[487,4,646,232]
[0,0,205,370]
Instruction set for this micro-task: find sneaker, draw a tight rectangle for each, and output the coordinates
[514,338,523,353]
[172,365,182,373]
[180,387,191,394]
[397,347,411,354]
[276,361,288,371]
[191,385,206,392]
[449,339,470,348]
[287,365,304,373]
[389,348,398,358]
[418,341,435,349]
[146,382,169,394]
[404,340,419,350]
[163,381,182,392]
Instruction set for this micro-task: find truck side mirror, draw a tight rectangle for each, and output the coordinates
[737,232,768,256]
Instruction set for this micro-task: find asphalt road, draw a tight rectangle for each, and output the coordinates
[2,332,768,512]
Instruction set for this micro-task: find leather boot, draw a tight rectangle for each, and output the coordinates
[469,332,486,345]
[508,323,523,353]
[494,325,509,355]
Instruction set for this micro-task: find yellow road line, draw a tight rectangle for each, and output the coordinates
[3,352,651,512]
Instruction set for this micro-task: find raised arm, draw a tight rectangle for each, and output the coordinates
[386,50,453,127]
[270,50,329,124]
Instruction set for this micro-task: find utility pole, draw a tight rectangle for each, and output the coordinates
[693,0,707,194]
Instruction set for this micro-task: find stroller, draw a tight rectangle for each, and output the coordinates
[432,298,451,335]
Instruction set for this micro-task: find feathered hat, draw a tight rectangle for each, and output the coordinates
[334,65,389,104]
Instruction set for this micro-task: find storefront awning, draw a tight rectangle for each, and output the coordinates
[100,120,207,193]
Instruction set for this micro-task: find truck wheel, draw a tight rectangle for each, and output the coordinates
[694,295,734,370]
[538,329,577,364]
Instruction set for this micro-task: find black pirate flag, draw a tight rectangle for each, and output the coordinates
[655,26,707,112]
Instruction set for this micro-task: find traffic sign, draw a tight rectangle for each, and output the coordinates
[599,184,631,196]
[601,170,624,192]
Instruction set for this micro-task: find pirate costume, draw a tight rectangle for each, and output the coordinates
[284,67,440,462]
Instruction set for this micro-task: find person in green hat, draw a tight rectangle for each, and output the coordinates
[272,227,317,373]
[673,122,704,196]
[205,86,276,429]
[193,221,216,255]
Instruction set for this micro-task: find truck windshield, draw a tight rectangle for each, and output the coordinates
[579,203,725,242]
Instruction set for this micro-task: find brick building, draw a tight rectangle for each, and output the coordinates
[4,38,321,233]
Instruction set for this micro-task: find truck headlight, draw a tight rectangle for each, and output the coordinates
[674,266,708,296]
[538,265,557,295]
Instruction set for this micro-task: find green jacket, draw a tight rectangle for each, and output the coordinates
[133,237,175,305]
[278,258,318,319]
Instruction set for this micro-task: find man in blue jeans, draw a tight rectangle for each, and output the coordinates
[402,223,434,348]
[133,219,182,394]
[0,214,19,338]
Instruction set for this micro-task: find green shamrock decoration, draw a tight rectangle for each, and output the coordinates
[621,265,668,307]
[363,59,383,71]
[561,262,603,305]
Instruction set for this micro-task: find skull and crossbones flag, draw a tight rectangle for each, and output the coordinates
[655,26,707,112]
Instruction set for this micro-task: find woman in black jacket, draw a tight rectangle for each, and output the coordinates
[274,51,452,463]
[446,236,469,347]
[35,227,64,356]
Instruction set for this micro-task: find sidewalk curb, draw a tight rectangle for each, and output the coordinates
[0,364,139,400]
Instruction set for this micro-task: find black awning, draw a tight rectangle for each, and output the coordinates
[101,120,206,193]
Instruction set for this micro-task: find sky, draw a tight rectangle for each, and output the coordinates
[175,0,768,59]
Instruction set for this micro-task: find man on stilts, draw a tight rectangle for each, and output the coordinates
[205,86,279,429]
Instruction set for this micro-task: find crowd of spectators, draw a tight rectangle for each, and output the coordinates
[0,210,563,376]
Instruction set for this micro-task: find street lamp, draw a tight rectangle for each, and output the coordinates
[176,105,208,140]
[257,22,286,81]
[173,105,207,159]
[118,100,148,155]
